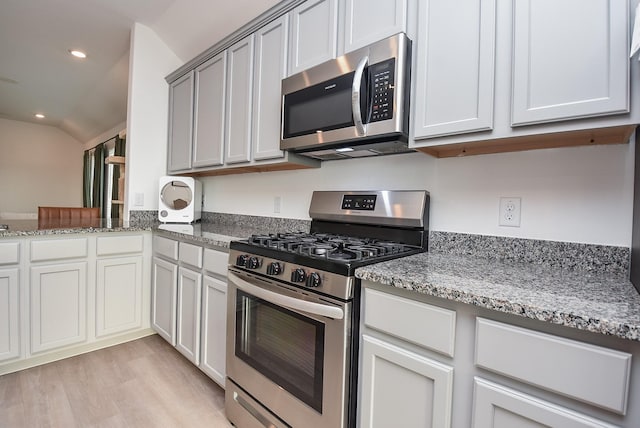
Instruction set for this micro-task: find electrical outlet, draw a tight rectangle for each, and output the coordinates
[134,193,144,207]
[274,196,281,214]
[499,197,521,227]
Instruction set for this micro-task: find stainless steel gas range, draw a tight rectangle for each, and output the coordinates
[225,190,430,428]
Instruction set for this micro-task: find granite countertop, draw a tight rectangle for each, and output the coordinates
[4,217,639,342]
[0,219,260,249]
[0,219,155,237]
[153,222,268,248]
[355,252,640,342]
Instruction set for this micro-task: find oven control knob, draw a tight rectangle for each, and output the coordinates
[306,272,322,288]
[291,268,306,283]
[236,254,249,267]
[266,262,282,276]
[247,256,261,269]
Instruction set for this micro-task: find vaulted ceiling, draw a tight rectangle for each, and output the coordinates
[0,0,281,143]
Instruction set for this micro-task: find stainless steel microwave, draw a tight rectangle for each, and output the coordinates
[280,33,412,160]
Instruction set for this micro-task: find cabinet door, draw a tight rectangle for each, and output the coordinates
[472,378,619,428]
[359,334,453,428]
[200,275,227,386]
[151,257,178,345]
[0,268,19,362]
[193,52,227,168]
[167,71,194,172]
[176,267,202,365]
[343,0,408,53]
[288,0,338,75]
[96,256,143,338]
[30,262,87,354]
[413,0,496,140]
[252,15,289,161]
[225,35,254,164]
[511,0,628,126]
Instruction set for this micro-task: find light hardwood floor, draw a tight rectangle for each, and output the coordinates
[0,335,232,427]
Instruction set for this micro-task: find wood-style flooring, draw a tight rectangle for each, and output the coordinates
[0,335,232,427]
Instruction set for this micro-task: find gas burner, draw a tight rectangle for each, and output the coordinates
[245,231,421,267]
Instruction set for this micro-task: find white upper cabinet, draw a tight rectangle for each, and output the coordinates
[252,15,289,161]
[342,0,409,54]
[511,0,629,126]
[167,72,194,172]
[288,0,339,75]
[192,52,227,168]
[413,0,496,139]
[225,35,255,164]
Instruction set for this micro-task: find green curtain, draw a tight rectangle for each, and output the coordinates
[92,143,106,217]
[110,136,126,219]
[82,150,92,207]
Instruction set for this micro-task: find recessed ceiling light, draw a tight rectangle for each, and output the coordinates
[68,49,87,59]
[35,113,45,119]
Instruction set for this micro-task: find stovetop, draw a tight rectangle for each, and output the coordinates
[230,231,424,276]
[250,232,416,260]
[229,190,429,299]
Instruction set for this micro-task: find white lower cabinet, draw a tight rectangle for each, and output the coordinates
[0,268,19,362]
[30,262,88,354]
[200,275,227,386]
[0,232,151,375]
[176,266,202,365]
[96,256,144,338]
[361,280,640,427]
[360,334,454,428]
[151,257,178,345]
[472,378,619,428]
[151,235,228,387]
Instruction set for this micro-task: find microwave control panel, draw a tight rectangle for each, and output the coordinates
[370,58,395,123]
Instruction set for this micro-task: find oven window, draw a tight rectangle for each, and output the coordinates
[236,290,325,413]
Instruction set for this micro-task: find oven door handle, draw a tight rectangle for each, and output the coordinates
[229,272,344,320]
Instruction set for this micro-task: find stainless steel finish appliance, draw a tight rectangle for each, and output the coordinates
[225,190,430,428]
[280,33,413,160]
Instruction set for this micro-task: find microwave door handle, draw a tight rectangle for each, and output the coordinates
[228,272,344,320]
[351,56,368,136]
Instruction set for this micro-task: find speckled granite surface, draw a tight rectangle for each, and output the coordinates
[202,212,310,233]
[0,219,154,237]
[429,231,630,276]
[355,252,640,342]
[4,214,638,342]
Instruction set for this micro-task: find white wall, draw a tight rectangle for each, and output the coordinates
[125,23,183,219]
[201,141,635,247]
[84,121,126,151]
[0,118,84,215]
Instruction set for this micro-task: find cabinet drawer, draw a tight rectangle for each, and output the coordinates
[179,242,203,268]
[364,288,456,357]
[97,234,144,256]
[0,242,20,265]
[154,236,178,260]
[475,318,631,414]
[30,238,88,262]
[203,248,228,277]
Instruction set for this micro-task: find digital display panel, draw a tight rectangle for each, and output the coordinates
[342,195,377,211]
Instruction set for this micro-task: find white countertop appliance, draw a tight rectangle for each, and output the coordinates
[158,176,202,223]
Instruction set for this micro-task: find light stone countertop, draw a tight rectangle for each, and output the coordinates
[0,219,154,237]
[4,218,638,342]
[355,251,640,342]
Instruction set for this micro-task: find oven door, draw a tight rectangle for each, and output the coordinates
[225,268,352,428]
